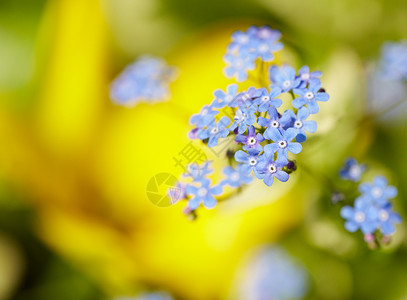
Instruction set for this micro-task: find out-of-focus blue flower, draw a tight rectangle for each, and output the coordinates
[189,105,219,128]
[293,81,329,114]
[212,84,239,108]
[255,152,289,186]
[359,175,398,206]
[224,52,256,82]
[339,158,365,182]
[235,125,265,152]
[221,165,253,188]
[376,202,402,235]
[340,196,379,234]
[230,87,260,108]
[252,87,282,112]
[236,247,307,300]
[234,149,263,178]
[264,128,302,159]
[230,105,257,134]
[297,65,322,87]
[110,56,177,107]
[269,65,301,92]
[378,41,407,81]
[280,108,317,142]
[186,180,223,209]
[197,116,230,147]
[257,107,282,130]
[184,161,213,182]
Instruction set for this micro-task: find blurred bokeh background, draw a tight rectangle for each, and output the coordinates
[1,0,407,299]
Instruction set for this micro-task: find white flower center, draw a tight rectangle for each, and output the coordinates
[197,188,207,197]
[305,92,314,100]
[283,80,291,88]
[248,137,256,145]
[372,187,382,198]
[261,95,270,102]
[258,44,268,53]
[294,121,303,128]
[235,60,243,69]
[238,35,249,44]
[242,93,251,101]
[301,73,310,80]
[225,95,233,102]
[271,121,279,128]
[269,164,277,173]
[230,172,240,181]
[201,108,208,116]
[279,140,287,148]
[349,165,361,179]
[211,127,219,134]
[355,212,366,223]
[378,210,389,222]
[249,158,257,166]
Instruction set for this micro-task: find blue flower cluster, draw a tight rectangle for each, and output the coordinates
[171,25,329,212]
[224,26,283,82]
[168,161,253,210]
[238,247,307,300]
[110,55,177,107]
[378,40,407,81]
[339,159,401,238]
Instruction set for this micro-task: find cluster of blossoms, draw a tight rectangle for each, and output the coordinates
[338,159,402,245]
[110,55,177,107]
[237,247,307,300]
[377,40,407,81]
[170,25,329,213]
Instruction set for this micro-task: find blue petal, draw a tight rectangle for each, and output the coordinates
[203,196,217,209]
[188,197,201,210]
[263,173,274,187]
[315,92,329,102]
[340,206,355,219]
[275,170,289,182]
[345,221,359,232]
[264,127,282,142]
[307,100,319,114]
[235,150,248,163]
[303,120,317,133]
[211,185,223,195]
[287,142,302,154]
[292,97,306,109]
[381,221,396,235]
[297,107,310,121]
[264,143,279,154]
[257,117,270,127]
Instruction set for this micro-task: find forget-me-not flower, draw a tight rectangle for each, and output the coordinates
[235,125,265,152]
[255,152,289,186]
[269,65,301,92]
[212,84,239,108]
[186,180,223,209]
[230,105,257,134]
[293,81,329,114]
[221,165,253,188]
[358,175,398,206]
[197,116,230,147]
[339,158,365,182]
[264,128,302,159]
[252,87,282,112]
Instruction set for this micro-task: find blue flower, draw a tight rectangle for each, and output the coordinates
[227,29,255,52]
[221,165,253,188]
[297,65,322,86]
[376,202,402,235]
[230,105,257,134]
[234,149,264,178]
[255,152,289,186]
[257,107,283,130]
[229,87,260,108]
[184,161,213,182]
[211,84,239,108]
[339,158,365,182]
[186,180,223,209]
[235,125,265,152]
[378,41,407,81]
[263,128,302,159]
[224,52,256,82]
[280,107,317,142]
[292,81,329,114]
[269,65,301,92]
[189,105,219,128]
[252,87,282,112]
[197,116,230,147]
[251,37,283,62]
[110,56,177,107]
[358,176,398,206]
[340,196,379,234]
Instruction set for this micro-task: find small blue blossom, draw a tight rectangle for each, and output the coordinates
[235,125,265,152]
[197,116,231,147]
[251,38,283,62]
[230,87,260,108]
[189,105,219,128]
[255,153,289,186]
[269,65,301,92]
[297,65,322,87]
[228,29,254,52]
[184,161,213,182]
[252,87,282,112]
[221,165,253,188]
[378,40,407,81]
[293,81,329,114]
[257,107,282,130]
[186,180,223,209]
[263,128,302,159]
[238,247,308,300]
[339,158,366,182]
[340,196,379,234]
[280,107,317,142]
[234,149,264,178]
[110,56,177,107]
[230,105,257,134]
[358,175,398,206]
[224,52,256,82]
[376,202,402,235]
[212,84,239,108]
